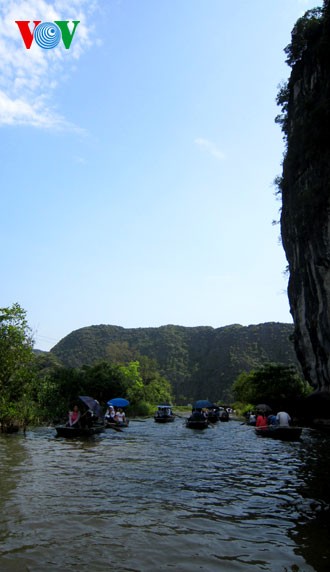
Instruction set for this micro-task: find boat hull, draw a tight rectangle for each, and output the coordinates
[55,425,105,438]
[186,419,209,430]
[207,415,219,423]
[105,420,129,428]
[154,416,175,423]
[255,426,302,441]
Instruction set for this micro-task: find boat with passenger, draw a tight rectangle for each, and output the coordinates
[55,424,105,438]
[206,406,220,423]
[186,410,209,429]
[255,426,302,441]
[219,407,230,422]
[105,419,129,429]
[186,399,213,429]
[154,404,175,423]
[55,396,105,438]
[104,397,130,429]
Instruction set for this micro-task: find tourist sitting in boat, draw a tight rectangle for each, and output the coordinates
[276,411,291,426]
[186,409,209,429]
[248,412,256,425]
[67,405,81,427]
[192,410,207,421]
[256,413,268,428]
[114,408,125,423]
[267,414,278,426]
[105,405,115,421]
[220,409,229,421]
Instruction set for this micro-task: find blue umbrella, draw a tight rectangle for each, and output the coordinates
[193,399,214,409]
[107,397,130,408]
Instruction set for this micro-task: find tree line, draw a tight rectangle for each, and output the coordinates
[0,304,312,431]
[232,363,312,416]
[0,304,172,431]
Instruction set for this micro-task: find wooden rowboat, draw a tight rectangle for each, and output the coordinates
[255,426,302,441]
[154,404,175,423]
[55,424,105,438]
[186,412,209,430]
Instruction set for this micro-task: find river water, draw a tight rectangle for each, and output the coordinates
[0,418,330,572]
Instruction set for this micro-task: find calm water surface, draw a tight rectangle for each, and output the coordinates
[0,418,330,571]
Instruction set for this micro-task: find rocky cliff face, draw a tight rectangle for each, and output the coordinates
[279,2,330,391]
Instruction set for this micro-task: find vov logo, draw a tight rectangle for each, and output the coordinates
[15,20,80,49]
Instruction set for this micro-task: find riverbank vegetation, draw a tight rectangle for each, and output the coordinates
[0,304,313,431]
[0,304,173,430]
[34,355,173,422]
[232,363,313,416]
[0,303,38,431]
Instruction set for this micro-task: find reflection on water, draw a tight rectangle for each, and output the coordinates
[289,432,330,572]
[0,433,27,505]
[0,433,29,572]
[0,420,329,571]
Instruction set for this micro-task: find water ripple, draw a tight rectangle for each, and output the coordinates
[0,421,329,571]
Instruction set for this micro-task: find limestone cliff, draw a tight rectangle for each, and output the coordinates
[278,2,330,391]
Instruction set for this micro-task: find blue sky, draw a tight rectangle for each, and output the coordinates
[0,0,322,351]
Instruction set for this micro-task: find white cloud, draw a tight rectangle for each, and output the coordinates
[0,0,98,130]
[0,88,84,131]
[194,137,225,160]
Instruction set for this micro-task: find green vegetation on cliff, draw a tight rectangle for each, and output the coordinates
[276,4,329,228]
[276,1,330,392]
[50,322,298,403]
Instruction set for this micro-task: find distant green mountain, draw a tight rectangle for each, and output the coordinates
[50,322,298,403]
